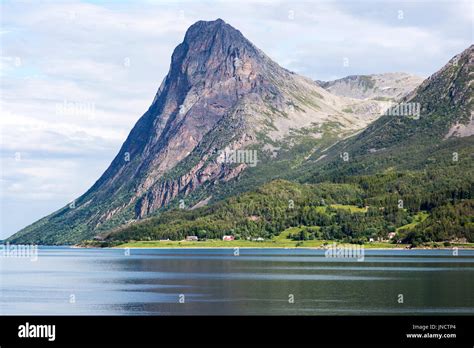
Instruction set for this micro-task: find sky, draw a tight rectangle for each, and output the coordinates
[0,0,472,239]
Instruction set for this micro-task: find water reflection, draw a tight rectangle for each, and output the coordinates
[0,247,473,315]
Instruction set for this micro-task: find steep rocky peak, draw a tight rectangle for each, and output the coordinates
[168,19,263,84]
[183,18,249,48]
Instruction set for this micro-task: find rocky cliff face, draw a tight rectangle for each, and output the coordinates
[92,19,268,218]
[8,19,391,244]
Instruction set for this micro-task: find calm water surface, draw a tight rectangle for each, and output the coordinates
[1,247,473,315]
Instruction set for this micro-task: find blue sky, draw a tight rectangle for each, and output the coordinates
[0,0,472,238]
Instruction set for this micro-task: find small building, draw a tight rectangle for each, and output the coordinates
[388,232,396,240]
[369,238,375,243]
[222,235,235,241]
[186,236,198,241]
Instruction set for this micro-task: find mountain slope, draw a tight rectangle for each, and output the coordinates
[8,19,387,244]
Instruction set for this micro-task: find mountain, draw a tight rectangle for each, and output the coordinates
[317,73,423,101]
[8,19,388,244]
[103,45,473,246]
[312,44,473,174]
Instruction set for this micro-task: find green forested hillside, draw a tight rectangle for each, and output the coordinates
[105,161,473,245]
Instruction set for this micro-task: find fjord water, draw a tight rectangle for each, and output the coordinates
[1,247,473,315]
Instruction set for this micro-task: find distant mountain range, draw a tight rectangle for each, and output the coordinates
[316,72,423,100]
[7,20,473,245]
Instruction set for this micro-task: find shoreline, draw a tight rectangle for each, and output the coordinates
[73,243,474,250]
[105,240,474,250]
[109,246,474,250]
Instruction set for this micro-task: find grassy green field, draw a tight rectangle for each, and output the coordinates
[114,239,474,249]
[117,238,327,249]
[330,204,368,213]
[396,211,429,232]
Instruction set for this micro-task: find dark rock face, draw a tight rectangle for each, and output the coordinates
[111,19,281,218]
[91,20,269,212]
[97,21,257,178]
